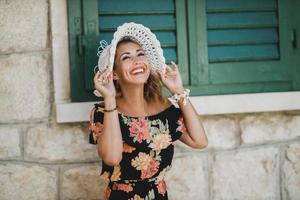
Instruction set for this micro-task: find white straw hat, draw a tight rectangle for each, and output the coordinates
[97,22,166,73]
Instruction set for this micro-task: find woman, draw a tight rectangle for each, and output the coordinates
[89,23,208,200]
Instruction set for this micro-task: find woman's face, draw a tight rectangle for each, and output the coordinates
[114,41,150,85]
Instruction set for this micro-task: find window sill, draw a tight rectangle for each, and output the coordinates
[56,91,300,123]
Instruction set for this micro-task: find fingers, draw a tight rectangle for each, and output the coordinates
[94,68,112,85]
[170,61,179,72]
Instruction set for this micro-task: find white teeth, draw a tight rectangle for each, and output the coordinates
[131,68,144,74]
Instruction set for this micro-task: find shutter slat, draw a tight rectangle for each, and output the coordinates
[99,15,175,31]
[100,31,176,47]
[207,12,278,29]
[98,0,174,13]
[208,28,278,46]
[207,0,277,12]
[208,44,279,62]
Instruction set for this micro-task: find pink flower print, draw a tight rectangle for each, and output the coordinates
[89,122,104,141]
[112,183,133,193]
[140,158,160,179]
[156,180,167,196]
[129,118,150,143]
[176,117,187,133]
[131,152,160,179]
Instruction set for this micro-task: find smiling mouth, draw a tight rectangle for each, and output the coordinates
[129,66,146,75]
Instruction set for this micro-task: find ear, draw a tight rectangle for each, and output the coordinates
[112,71,120,80]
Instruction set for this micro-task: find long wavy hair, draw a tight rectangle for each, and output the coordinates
[113,37,167,103]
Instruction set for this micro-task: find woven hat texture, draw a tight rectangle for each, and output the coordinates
[97,22,166,73]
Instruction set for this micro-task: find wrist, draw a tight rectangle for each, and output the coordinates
[171,86,185,95]
[168,88,190,108]
[104,98,116,110]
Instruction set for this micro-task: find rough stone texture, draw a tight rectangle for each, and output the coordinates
[282,142,300,200]
[0,53,50,122]
[25,124,98,162]
[166,154,208,200]
[174,117,239,151]
[0,164,57,200]
[0,0,48,53]
[212,147,280,200]
[0,127,21,159]
[61,165,107,200]
[240,114,300,144]
[204,117,239,149]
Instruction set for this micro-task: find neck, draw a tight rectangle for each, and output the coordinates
[117,84,149,116]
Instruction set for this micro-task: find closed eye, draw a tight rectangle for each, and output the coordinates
[121,55,130,61]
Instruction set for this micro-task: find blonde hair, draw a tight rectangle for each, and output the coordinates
[113,38,167,103]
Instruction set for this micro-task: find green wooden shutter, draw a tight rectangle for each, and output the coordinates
[187,0,299,95]
[68,0,188,102]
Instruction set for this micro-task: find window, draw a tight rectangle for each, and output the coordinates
[187,0,300,95]
[67,0,300,102]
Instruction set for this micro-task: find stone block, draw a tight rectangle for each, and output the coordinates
[0,164,57,200]
[282,142,300,200]
[61,165,107,200]
[0,0,48,53]
[25,124,98,162]
[174,117,239,151]
[211,147,280,200]
[240,114,300,144]
[166,154,208,200]
[204,117,239,150]
[0,127,21,159]
[0,53,50,122]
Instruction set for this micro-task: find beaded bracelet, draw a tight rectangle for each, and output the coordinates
[168,88,190,108]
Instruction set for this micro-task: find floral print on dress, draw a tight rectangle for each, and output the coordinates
[112,183,133,193]
[149,133,172,152]
[89,103,185,199]
[89,122,103,142]
[176,117,187,134]
[129,118,151,143]
[123,143,136,153]
[131,152,160,179]
[111,165,121,181]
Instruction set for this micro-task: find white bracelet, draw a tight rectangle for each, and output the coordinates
[93,90,102,97]
[168,88,190,108]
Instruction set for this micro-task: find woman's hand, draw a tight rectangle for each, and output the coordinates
[159,61,184,94]
[93,68,116,99]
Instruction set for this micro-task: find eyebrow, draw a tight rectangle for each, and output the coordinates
[120,48,144,57]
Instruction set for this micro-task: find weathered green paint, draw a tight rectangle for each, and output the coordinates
[206,0,279,63]
[209,61,291,84]
[175,0,189,85]
[82,0,99,90]
[208,44,279,62]
[188,81,291,96]
[289,0,300,90]
[188,0,209,85]
[206,0,277,12]
[68,0,96,101]
[208,29,278,46]
[98,0,175,14]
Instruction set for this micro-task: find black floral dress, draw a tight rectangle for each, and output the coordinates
[89,102,186,200]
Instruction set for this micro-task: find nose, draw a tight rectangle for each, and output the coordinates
[133,56,142,65]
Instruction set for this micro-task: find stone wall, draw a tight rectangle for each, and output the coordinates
[0,0,299,200]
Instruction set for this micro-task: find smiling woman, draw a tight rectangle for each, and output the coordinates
[89,22,208,200]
